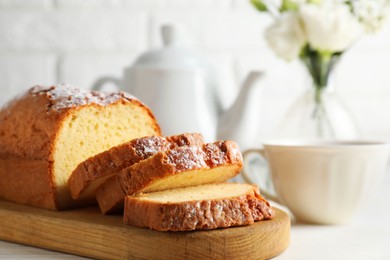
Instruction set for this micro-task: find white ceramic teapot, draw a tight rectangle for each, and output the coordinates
[93,24,264,148]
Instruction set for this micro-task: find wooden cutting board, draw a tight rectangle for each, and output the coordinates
[0,200,290,259]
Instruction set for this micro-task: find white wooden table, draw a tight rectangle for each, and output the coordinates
[1,174,389,260]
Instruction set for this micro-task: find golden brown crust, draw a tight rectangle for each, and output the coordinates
[0,87,71,209]
[96,141,243,214]
[68,133,204,200]
[0,84,161,210]
[123,185,274,231]
[203,141,243,167]
[0,154,57,209]
[0,88,63,160]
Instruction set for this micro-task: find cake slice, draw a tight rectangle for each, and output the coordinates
[96,140,243,214]
[68,133,204,201]
[123,183,274,231]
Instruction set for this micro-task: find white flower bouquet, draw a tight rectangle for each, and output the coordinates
[252,0,390,102]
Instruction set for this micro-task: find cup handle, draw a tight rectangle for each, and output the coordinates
[242,149,281,204]
[91,76,121,91]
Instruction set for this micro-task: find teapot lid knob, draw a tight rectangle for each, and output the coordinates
[132,23,208,70]
[161,24,187,47]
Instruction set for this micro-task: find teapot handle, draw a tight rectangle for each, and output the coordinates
[91,76,121,91]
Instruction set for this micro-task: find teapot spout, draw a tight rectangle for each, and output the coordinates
[217,71,264,150]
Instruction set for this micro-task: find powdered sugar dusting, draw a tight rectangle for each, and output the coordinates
[213,203,223,219]
[226,141,243,162]
[204,141,242,167]
[132,133,205,161]
[132,136,169,159]
[30,84,137,111]
[166,146,207,172]
[164,141,242,171]
[166,133,204,148]
[203,141,227,166]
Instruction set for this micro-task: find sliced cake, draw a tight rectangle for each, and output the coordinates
[123,183,274,231]
[0,84,161,210]
[96,140,243,214]
[68,133,204,201]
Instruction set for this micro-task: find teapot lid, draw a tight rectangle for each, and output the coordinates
[132,24,209,70]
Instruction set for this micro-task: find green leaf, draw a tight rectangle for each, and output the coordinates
[280,0,299,12]
[250,0,268,12]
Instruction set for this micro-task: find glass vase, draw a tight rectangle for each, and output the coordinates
[276,53,360,140]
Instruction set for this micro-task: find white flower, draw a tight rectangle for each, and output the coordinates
[300,3,363,52]
[265,11,306,61]
[352,0,390,32]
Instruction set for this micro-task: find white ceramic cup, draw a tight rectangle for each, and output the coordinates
[242,140,390,225]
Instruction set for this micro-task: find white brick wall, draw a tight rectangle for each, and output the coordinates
[0,53,56,104]
[1,0,390,140]
[0,10,148,51]
[58,53,135,88]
